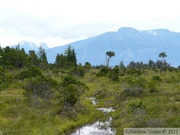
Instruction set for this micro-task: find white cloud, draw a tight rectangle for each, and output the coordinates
[0,0,180,47]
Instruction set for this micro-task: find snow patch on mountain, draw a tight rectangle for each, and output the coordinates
[10,41,49,52]
[148,30,157,36]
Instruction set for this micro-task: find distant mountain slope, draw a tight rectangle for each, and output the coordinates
[10,41,49,52]
[46,27,180,67]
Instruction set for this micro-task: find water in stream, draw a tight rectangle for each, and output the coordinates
[70,98,116,135]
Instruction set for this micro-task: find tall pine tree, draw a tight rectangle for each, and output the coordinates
[37,46,48,69]
[64,45,77,68]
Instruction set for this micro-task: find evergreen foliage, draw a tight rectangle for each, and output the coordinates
[28,50,39,66]
[106,51,115,67]
[23,75,58,107]
[37,46,48,69]
[60,76,88,107]
[16,70,31,81]
[55,45,77,69]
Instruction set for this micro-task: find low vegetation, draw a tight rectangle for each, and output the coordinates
[0,46,179,134]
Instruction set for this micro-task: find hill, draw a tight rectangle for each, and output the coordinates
[9,27,180,67]
[10,41,49,52]
[46,27,180,67]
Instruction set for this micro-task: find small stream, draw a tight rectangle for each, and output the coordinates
[70,97,116,135]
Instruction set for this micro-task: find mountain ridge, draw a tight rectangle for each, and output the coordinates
[9,27,180,67]
[10,41,49,52]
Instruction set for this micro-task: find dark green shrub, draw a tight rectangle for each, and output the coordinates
[129,100,146,112]
[121,86,144,97]
[23,76,58,106]
[28,66,42,77]
[0,66,5,84]
[125,77,146,87]
[128,100,147,127]
[64,85,78,106]
[60,76,89,107]
[109,66,119,81]
[126,69,141,76]
[70,66,85,77]
[151,75,162,82]
[119,69,125,76]
[84,62,91,71]
[148,76,161,93]
[5,74,14,83]
[94,88,111,99]
[96,66,109,77]
[148,81,158,93]
[16,70,31,81]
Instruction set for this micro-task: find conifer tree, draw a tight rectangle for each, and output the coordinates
[64,45,77,68]
[37,46,48,69]
[29,50,39,66]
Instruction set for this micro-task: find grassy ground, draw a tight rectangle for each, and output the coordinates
[0,68,180,134]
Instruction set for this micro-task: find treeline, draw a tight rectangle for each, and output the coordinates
[0,45,177,70]
[119,60,172,71]
[0,45,48,69]
[0,45,179,84]
[0,45,78,69]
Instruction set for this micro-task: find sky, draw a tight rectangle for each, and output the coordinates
[0,0,180,48]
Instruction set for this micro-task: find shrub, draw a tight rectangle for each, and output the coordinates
[0,66,5,84]
[28,66,42,77]
[128,100,146,112]
[151,75,162,82]
[16,70,31,81]
[109,66,119,81]
[23,76,58,107]
[124,77,147,87]
[148,76,161,93]
[69,66,85,77]
[128,100,148,127]
[94,88,111,99]
[63,85,78,106]
[121,86,144,97]
[126,69,141,76]
[59,76,89,118]
[60,76,89,107]
[148,81,158,93]
[84,62,91,71]
[96,66,109,77]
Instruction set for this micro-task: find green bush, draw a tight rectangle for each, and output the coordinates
[83,62,91,71]
[94,88,111,99]
[16,70,31,81]
[28,66,42,77]
[60,76,89,107]
[0,66,5,85]
[109,66,119,81]
[70,66,85,77]
[121,86,144,97]
[148,81,158,93]
[23,76,58,107]
[96,66,109,77]
[64,85,78,106]
[126,69,141,76]
[151,75,162,82]
[148,76,161,93]
[124,77,146,87]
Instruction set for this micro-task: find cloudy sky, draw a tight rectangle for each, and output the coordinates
[0,0,180,47]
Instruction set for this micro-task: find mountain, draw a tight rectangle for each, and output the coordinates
[46,27,180,67]
[10,41,49,52]
[8,27,179,67]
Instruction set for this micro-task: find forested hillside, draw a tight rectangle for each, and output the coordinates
[0,45,179,134]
